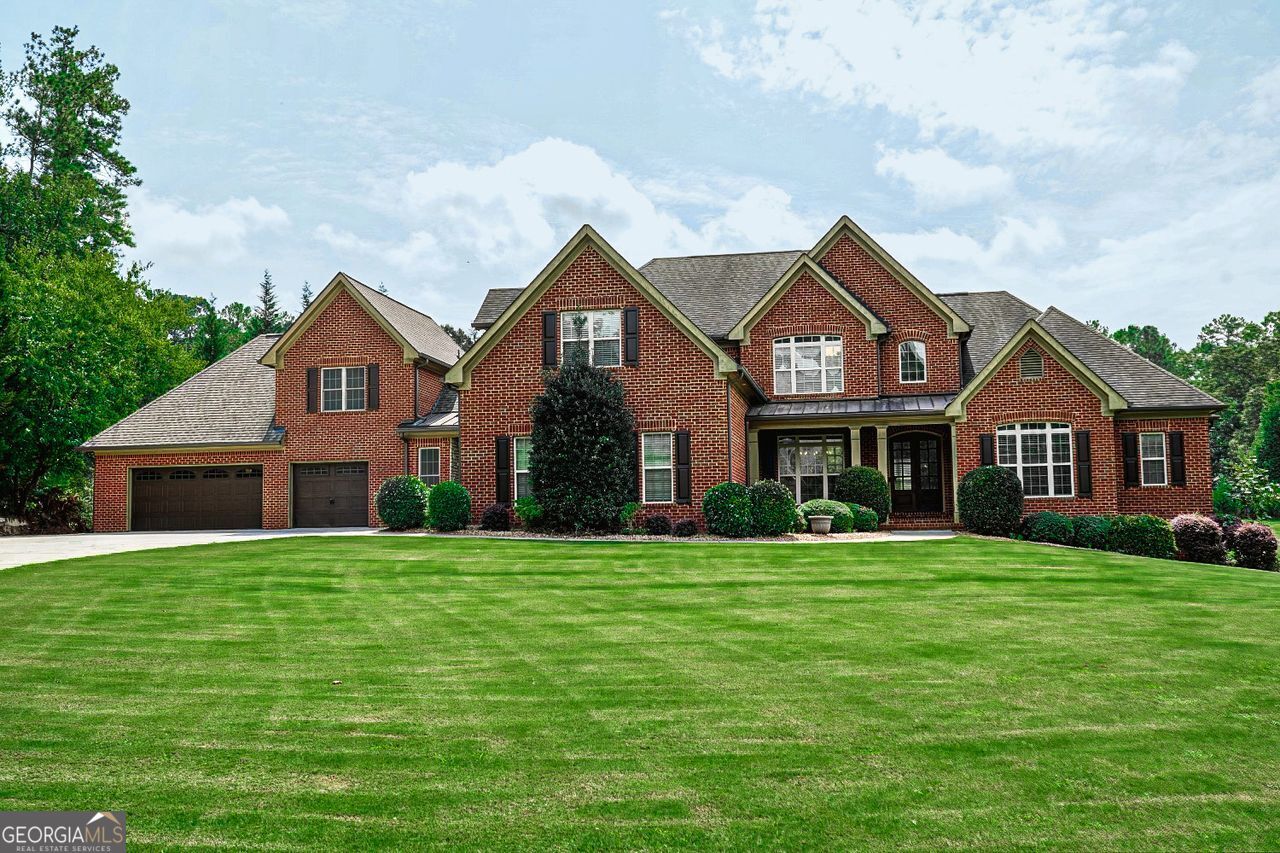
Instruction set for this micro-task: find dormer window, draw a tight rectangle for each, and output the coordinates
[1019,349,1044,380]
[774,335,843,394]
[899,341,927,383]
[321,366,366,411]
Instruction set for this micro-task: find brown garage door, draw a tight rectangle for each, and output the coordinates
[131,466,263,531]
[293,462,369,527]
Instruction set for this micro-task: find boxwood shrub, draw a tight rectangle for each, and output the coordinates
[1171,513,1227,564]
[798,499,854,533]
[644,514,673,536]
[1105,514,1176,560]
[374,475,430,530]
[702,483,753,537]
[845,503,880,532]
[957,465,1024,537]
[1021,511,1074,545]
[426,481,471,532]
[672,519,699,538]
[1233,522,1278,570]
[1071,515,1112,550]
[831,466,891,524]
[480,503,511,532]
[514,496,544,530]
[749,479,798,536]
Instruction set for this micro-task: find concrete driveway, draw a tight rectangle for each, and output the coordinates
[0,528,376,570]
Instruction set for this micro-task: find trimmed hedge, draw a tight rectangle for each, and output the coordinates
[845,503,880,532]
[1072,515,1112,550]
[958,466,1024,537]
[644,514,673,536]
[1105,514,1176,560]
[1171,514,1227,565]
[831,466,891,524]
[799,499,854,533]
[1234,522,1278,570]
[672,519,699,538]
[426,481,471,532]
[374,475,430,530]
[1021,511,1074,545]
[750,479,798,536]
[702,483,753,537]
[480,503,511,532]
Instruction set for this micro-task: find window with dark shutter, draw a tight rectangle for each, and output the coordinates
[979,434,994,466]
[1122,432,1140,487]
[495,436,511,504]
[306,367,318,413]
[675,431,691,504]
[1168,431,1186,486]
[623,307,639,366]
[367,363,380,410]
[541,312,558,367]
[1075,431,1092,498]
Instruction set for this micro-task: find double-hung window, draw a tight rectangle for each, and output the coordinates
[777,434,844,502]
[514,437,533,499]
[561,310,621,367]
[899,341,926,383]
[642,433,674,503]
[997,422,1073,497]
[418,447,440,486]
[321,366,366,411]
[1139,433,1167,485]
[773,335,842,394]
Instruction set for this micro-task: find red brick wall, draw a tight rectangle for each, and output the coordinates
[458,245,732,525]
[1116,417,1213,517]
[406,436,455,484]
[738,270,879,399]
[816,234,961,396]
[415,365,445,417]
[728,383,749,485]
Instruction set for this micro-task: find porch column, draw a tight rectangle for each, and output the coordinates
[747,430,759,484]
[876,426,889,482]
[950,425,961,524]
[849,426,861,470]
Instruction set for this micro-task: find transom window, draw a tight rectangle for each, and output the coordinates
[561,310,621,367]
[773,336,843,395]
[1019,349,1044,380]
[418,447,441,486]
[321,366,366,411]
[777,434,845,502]
[899,340,927,383]
[202,469,228,479]
[1140,432,1167,486]
[997,422,1073,497]
[642,432,674,503]
[514,437,533,499]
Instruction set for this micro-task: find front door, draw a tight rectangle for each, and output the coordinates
[890,435,943,513]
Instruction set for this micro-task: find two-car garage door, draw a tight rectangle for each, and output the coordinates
[131,466,263,531]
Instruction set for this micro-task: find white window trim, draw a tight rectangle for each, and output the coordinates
[776,434,845,503]
[997,422,1074,499]
[641,432,674,504]
[772,335,844,396]
[320,366,366,412]
[513,436,533,500]
[561,309,621,368]
[1139,432,1167,486]
[418,447,441,485]
[899,340,927,384]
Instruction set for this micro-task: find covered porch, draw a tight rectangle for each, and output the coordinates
[746,395,960,529]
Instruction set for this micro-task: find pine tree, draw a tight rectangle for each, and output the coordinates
[300,280,313,311]
[194,295,225,365]
[253,269,281,334]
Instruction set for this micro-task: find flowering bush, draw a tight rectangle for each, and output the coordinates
[1171,514,1227,564]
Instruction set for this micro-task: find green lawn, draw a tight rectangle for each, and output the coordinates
[1,536,1278,849]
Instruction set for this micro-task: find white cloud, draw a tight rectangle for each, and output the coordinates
[128,190,289,265]
[673,0,1196,149]
[1245,62,1280,125]
[878,216,1065,272]
[875,148,1013,208]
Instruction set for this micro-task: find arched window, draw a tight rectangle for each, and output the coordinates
[997,422,1073,497]
[773,335,843,394]
[1019,348,1044,380]
[899,341,926,383]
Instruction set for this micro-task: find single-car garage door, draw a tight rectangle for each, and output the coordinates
[131,465,263,531]
[293,462,369,527]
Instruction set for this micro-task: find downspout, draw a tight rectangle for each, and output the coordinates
[876,334,885,397]
[402,435,409,475]
[725,380,734,483]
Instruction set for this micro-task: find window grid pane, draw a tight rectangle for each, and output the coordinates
[560,310,620,367]
[419,448,441,485]
[777,435,843,501]
[514,437,532,499]
[772,336,844,395]
[642,433,673,503]
[899,341,926,383]
[999,422,1073,498]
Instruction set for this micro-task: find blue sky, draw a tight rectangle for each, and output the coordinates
[5,1,1279,344]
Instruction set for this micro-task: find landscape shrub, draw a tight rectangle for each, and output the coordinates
[957,466,1024,537]
[1071,515,1112,550]
[1233,522,1278,570]
[749,479,797,536]
[1021,511,1074,545]
[1105,514,1176,560]
[845,503,880,532]
[374,475,430,530]
[798,499,854,533]
[480,503,511,532]
[672,519,698,537]
[514,496,544,529]
[1171,514,1227,565]
[1215,457,1280,518]
[619,501,641,531]
[26,487,89,533]
[644,514,673,536]
[702,483,753,537]
[831,466,891,524]
[1215,513,1243,550]
[426,481,471,532]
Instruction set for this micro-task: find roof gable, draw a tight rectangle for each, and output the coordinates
[727,254,888,344]
[639,250,804,339]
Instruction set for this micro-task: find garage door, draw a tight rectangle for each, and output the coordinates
[293,462,369,527]
[131,466,263,531]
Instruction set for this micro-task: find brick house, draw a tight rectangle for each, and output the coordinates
[83,216,1221,532]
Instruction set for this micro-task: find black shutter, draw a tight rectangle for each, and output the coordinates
[623,307,639,366]
[979,434,994,466]
[758,432,778,480]
[541,312,558,367]
[1122,432,1140,487]
[675,431,691,504]
[495,436,511,504]
[1169,431,1186,486]
[306,367,318,413]
[1075,431,1092,498]
[367,363,379,410]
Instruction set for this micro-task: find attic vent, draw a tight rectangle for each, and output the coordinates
[1019,349,1044,380]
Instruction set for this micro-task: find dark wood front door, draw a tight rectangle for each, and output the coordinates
[890,435,943,513]
[293,462,368,527]
[131,466,263,530]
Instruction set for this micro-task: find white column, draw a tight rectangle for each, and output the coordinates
[876,426,889,482]
[849,426,861,469]
[950,425,961,524]
[747,430,759,484]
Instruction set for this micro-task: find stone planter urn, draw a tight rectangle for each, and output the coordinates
[808,515,834,534]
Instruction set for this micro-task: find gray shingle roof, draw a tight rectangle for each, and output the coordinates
[939,291,1041,382]
[346,277,463,366]
[749,394,955,419]
[472,288,524,329]
[639,250,806,339]
[399,385,459,432]
[82,335,282,450]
